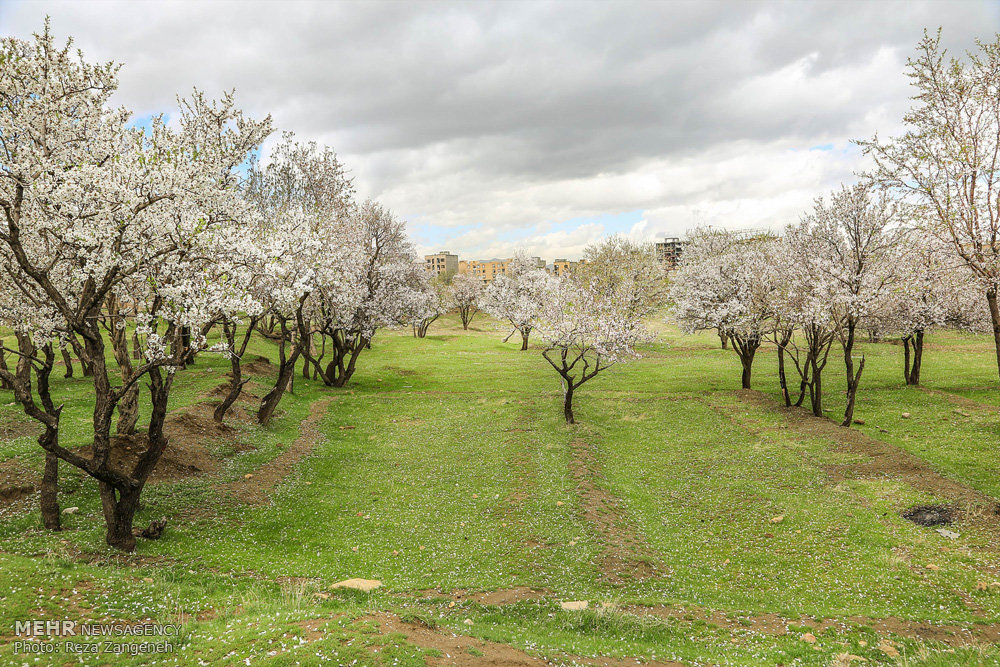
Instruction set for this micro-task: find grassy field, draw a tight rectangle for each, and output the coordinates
[1,314,1000,665]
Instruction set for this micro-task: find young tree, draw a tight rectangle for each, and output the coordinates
[403,272,448,338]
[874,235,962,385]
[670,228,776,389]
[0,23,271,549]
[302,201,414,387]
[451,272,483,329]
[783,185,904,426]
[859,31,1000,379]
[577,235,667,317]
[480,252,554,350]
[246,134,363,423]
[536,239,653,423]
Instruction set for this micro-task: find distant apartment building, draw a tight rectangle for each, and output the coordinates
[655,237,684,269]
[462,258,508,282]
[424,251,458,277]
[551,259,577,277]
[457,256,545,283]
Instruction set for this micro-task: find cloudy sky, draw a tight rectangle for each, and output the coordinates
[2,1,998,260]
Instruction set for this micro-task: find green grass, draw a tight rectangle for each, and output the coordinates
[1,315,999,664]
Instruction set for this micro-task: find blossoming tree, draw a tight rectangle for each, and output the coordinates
[670,228,777,389]
[860,31,1000,378]
[536,238,654,423]
[450,272,483,330]
[782,185,904,426]
[0,23,271,549]
[480,252,554,350]
[246,134,363,423]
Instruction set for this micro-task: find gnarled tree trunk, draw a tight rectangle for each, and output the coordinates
[988,289,1000,381]
[563,383,575,423]
[841,322,865,427]
[718,329,729,349]
[902,329,924,386]
[60,347,74,378]
[258,324,301,426]
[214,317,257,423]
[730,333,760,390]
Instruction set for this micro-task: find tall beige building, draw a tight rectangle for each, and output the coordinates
[551,259,577,277]
[424,251,459,277]
[457,256,546,283]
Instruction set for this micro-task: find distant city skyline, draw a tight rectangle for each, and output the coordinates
[2,1,998,260]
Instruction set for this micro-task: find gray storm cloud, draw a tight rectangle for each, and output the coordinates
[2,0,998,258]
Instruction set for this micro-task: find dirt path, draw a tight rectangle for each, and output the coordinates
[220,397,333,505]
[568,439,663,584]
[298,612,684,666]
[725,390,998,509]
[916,385,1000,413]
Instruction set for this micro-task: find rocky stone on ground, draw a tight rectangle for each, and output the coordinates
[332,578,382,592]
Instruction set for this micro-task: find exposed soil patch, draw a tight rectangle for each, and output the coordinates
[735,390,997,511]
[242,355,276,376]
[220,397,332,505]
[902,504,955,527]
[110,407,240,482]
[568,439,661,584]
[0,458,35,507]
[0,417,39,441]
[358,612,682,666]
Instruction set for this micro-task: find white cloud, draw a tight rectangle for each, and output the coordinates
[1,0,996,260]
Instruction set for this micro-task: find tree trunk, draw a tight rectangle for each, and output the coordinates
[68,334,92,377]
[330,335,368,387]
[988,289,1000,381]
[112,340,139,436]
[841,322,865,427]
[106,296,139,436]
[903,334,913,384]
[520,328,530,351]
[776,332,792,407]
[214,320,253,423]
[911,329,923,385]
[903,329,925,385]
[0,341,10,390]
[719,330,729,349]
[258,346,301,426]
[61,347,74,379]
[740,355,752,389]
[842,356,865,427]
[563,383,575,424]
[99,482,140,552]
[181,326,193,367]
[809,356,823,417]
[302,332,312,378]
[15,340,61,530]
[40,450,60,530]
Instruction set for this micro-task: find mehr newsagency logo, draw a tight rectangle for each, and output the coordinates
[12,619,179,657]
